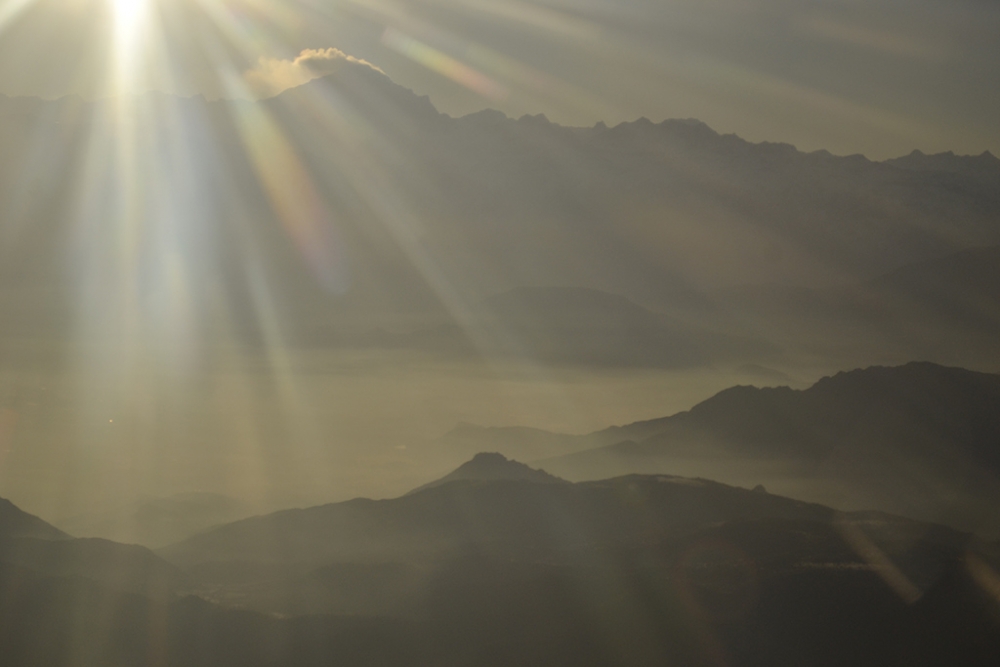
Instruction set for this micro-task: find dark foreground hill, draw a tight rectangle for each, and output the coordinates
[0,497,70,541]
[156,467,994,618]
[2,474,1000,666]
[3,549,999,667]
[1,496,186,600]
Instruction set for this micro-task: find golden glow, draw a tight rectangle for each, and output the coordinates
[107,0,154,100]
[110,0,147,27]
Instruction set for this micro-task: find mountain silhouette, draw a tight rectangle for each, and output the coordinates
[0,497,69,541]
[406,452,565,495]
[535,362,1000,534]
[0,536,186,600]
[438,422,599,463]
[158,472,846,570]
[148,469,997,665]
[1,496,185,598]
[1,64,999,368]
[0,477,997,666]
[156,465,977,601]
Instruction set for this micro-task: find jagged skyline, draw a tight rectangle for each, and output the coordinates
[0,0,998,159]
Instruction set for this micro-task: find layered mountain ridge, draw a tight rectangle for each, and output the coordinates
[2,449,999,666]
[446,362,1000,535]
[1,61,999,369]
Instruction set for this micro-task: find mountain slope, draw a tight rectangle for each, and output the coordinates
[406,452,565,495]
[146,469,1000,666]
[538,362,1000,534]
[0,497,185,598]
[0,536,186,599]
[438,422,596,463]
[0,497,69,541]
[158,473,839,567]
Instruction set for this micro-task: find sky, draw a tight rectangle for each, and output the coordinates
[0,0,997,159]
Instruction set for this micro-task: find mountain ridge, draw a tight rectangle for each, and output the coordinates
[405,452,566,496]
[534,362,1000,534]
[2,61,999,371]
[0,497,70,541]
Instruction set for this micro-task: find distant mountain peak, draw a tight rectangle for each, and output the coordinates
[468,451,514,466]
[460,108,509,124]
[406,452,566,495]
[517,113,551,124]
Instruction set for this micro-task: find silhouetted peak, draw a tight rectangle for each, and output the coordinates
[659,117,719,139]
[276,62,444,123]
[406,452,565,495]
[467,451,513,466]
[460,108,509,125]
[451,451,561,480]
[517,113,551,125]
[759,140,799,154]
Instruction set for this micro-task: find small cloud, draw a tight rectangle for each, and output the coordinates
[244,48,384,99]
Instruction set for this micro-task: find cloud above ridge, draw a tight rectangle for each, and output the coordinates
[244,48,384,98]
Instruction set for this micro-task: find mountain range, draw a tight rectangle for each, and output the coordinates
[3,446,1000,666]
[445,362,1000,536]
[0,62,998,370]
[405,451,565,495]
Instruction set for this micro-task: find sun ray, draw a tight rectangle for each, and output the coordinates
[0,0,38,34]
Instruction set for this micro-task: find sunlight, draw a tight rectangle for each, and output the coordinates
[0,0,35,33]
[110,0,147,30]
[109,0,150,88]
